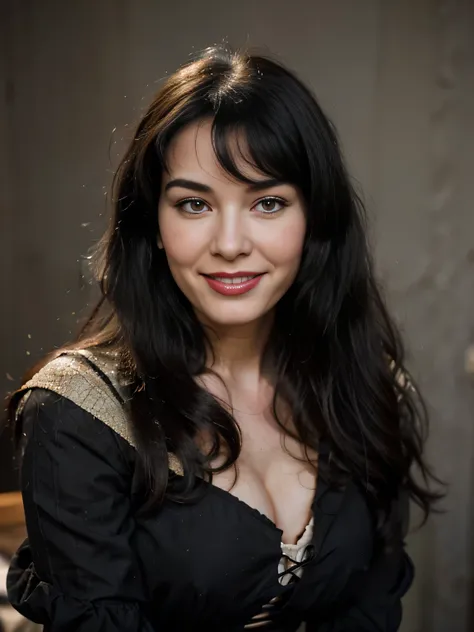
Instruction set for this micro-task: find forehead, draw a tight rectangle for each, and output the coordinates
[163,119,263,184]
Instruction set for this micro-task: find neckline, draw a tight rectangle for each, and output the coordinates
[202,472,323,546]
[195,437,330,546]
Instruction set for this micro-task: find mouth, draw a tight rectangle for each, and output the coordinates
[204,273,262,284]
[201,272,265,296]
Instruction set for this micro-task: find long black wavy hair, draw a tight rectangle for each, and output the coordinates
[10,46,440,546]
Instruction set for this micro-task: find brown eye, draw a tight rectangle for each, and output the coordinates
[254,197,287,214]
[178,199,210,214]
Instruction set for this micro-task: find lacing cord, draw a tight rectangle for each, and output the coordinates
[244,545,315,629]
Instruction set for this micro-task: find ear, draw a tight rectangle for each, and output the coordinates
[157,235,164,250]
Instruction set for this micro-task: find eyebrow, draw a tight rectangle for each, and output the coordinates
[164,177,285,194]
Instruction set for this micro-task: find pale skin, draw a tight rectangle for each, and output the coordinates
[158,119,318,546]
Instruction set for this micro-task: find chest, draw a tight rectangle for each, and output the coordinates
[194,374,316,544]
[209,405,318,545]
[133,477,374,631]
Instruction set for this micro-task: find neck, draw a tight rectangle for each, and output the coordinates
[202,315,273,380]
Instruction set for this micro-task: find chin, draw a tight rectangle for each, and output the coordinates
[197,304,270,329]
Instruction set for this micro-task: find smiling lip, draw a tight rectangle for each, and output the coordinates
[202,272,264,296]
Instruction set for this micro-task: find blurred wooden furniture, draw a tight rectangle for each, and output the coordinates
[0,493,25,557]
[0,493,23,527]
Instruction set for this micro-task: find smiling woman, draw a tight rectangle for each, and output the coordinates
[6,46,440,632]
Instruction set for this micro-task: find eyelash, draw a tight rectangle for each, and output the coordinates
[175,196,289,215]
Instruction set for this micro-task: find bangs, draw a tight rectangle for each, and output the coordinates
[210,106,307,188]
[155,93,309,194]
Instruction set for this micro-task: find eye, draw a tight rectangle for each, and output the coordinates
[253,197,288,214]
[176,198,210,215]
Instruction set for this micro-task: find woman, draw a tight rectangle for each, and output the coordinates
[6,46,438,631]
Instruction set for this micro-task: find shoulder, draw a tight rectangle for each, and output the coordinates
[20,388,134,469]
[16,348,137,450]
[16,349,184,476]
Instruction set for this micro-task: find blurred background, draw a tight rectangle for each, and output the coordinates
[1,1,473,631]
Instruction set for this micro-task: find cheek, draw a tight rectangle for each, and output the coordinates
[159,212,203,268]
[265,218,306,271]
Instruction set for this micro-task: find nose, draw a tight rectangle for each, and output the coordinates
[210,208,252,260]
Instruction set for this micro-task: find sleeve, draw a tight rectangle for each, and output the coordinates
[7,389,155,632]
[307,497,414,632]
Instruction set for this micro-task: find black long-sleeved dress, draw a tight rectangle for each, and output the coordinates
[7,350,414,632]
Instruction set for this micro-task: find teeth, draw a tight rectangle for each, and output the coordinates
[212,276,257,284]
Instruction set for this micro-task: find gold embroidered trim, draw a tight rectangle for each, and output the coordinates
[16,350,183,476]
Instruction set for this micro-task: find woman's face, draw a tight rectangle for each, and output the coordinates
[158,120,306,329]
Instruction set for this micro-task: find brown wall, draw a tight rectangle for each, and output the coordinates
[1,1,473,630]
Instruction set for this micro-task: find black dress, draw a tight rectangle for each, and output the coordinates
[7,354,414,632]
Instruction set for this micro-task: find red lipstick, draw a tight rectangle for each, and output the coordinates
[202,272,264,296]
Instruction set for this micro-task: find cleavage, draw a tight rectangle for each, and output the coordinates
[211,433,318,545]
